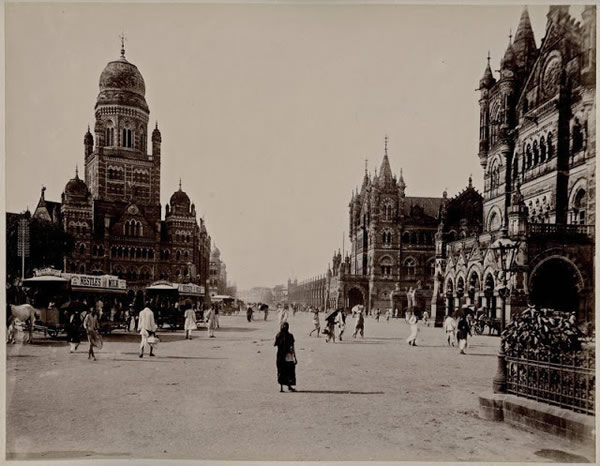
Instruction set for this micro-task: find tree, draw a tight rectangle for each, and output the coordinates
[6,213,75,284]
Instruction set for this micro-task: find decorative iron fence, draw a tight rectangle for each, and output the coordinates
[505,347,595,415]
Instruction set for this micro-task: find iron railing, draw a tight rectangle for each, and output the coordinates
[505,347,595,415]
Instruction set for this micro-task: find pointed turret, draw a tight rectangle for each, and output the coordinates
[512,7,537,77]
[377,136,395,187]
[479,53,496,89]
[500,37,516,72]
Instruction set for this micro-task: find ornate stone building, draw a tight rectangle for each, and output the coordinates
[433,6,595,326]
[208,245,227,297]
[290,138,443,314]
[32,42,212,293]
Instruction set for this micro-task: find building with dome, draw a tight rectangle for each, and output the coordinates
[31,42,212,294]
[432,6,595,327]
[208,245,228,297]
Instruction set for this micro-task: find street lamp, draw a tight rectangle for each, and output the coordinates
[489,228,520,332]
[490,228,520,394]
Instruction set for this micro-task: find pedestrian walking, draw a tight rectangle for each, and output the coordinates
[246,305,254,323]
[205,305,217,338]
[214,305,220,329]
[375,308,381,322]
[83,308,100,361]
[386,308,391,322]
[184,306,197,340]
[274,322,297,392]
[406,313,419,346]
[324,311,337,343]
[309,308,321,337]
[138,304,157,358]
[444,313,457,346]
[422,310,430,327]
[66,311,82,353]
[277,304,289,329]
[128,304,137,333]
[457,316,471,354]
[336,309,346,341]
[352,305,365,338]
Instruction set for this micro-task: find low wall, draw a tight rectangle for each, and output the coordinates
[479,392,595,445]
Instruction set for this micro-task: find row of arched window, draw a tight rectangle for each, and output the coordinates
[112,266,152,281]
[513,132,554,180]
[103,121,145,151]
[401,231,434,245]
[91,245,105,257]
[124,219,143,237]
[108,166,124,180]
[175,231,192,243]
[111,246,155,260]
[377,256,435,278]
[68,221,89,236]
[159,249,191,261]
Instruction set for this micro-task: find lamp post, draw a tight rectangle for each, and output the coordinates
[490,228,520,394]
[490,228,519,332]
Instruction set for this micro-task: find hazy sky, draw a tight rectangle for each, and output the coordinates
[5,3,581,289]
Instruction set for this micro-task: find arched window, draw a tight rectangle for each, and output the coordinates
[149,249,154,259]
[547,133,554,159]
[380,257,393,277]
[402,232,410,243]
[427,259,436,277]
[533,140,539,166]
[176,250,181,261]
[127,129,133,148]
[184,250,189,259]
[98,245,104,257]
[540,137,546,162]
[572,119,584,152]
[526,144,532,169]
[140,132,146,152]
[79,243,85,255]
[92,245,98,256]
[122,128,127,147]
[142,249,147,259]
[410,232,417,244]
[404,257,417,277]
[573,189,587,225]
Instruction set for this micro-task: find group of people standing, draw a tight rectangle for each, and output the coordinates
[443,311,472,354]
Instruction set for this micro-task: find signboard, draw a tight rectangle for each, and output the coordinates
[177,283,205,295]
[33,267,63,277]
[70,274,127,290]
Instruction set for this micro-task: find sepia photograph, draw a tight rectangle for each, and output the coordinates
[2,2,596,464]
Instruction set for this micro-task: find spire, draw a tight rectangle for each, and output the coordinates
[479,53,496,89]
[468,174,473,188]
[378,136,394,186]
[179,178,182,191]
[513,6,537,72]
[119,32,126,59]
[501,32,516,71]
[398,168,406,192]
[75,165,79,179]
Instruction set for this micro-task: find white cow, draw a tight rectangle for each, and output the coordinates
[9,304,41,343]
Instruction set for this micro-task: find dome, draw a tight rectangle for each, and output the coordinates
[169,181,191,212]
[211,246,221,260]
[64,169,90,197]
[99,58,145,97]
[96,54,149,113]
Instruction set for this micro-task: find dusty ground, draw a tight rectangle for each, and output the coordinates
[5,312,595,462]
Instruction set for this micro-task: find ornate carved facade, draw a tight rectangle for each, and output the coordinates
[290,139,442,314]
[33,44,212,293]
[433,6,596,326]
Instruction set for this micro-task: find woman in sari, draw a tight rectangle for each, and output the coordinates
[274,322,297,392]
[66,311,82,353]
[184,306,197,340]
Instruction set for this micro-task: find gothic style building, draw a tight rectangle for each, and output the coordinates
[208,245,228,297]
[290,139,443,314]
[32,43,212,293]
[433,6,596,326]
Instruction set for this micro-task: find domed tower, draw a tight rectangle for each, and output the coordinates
[84,37,161,212]
[61,167,93,273]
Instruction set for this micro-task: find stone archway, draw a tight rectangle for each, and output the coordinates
[348,287,364,309]
[529,256,583,314]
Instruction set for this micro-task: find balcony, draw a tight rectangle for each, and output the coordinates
[529,223,595,238]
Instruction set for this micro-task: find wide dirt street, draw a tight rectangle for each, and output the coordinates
[6,312,595,462]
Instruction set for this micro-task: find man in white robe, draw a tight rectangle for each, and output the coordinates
[138,305,157,358]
